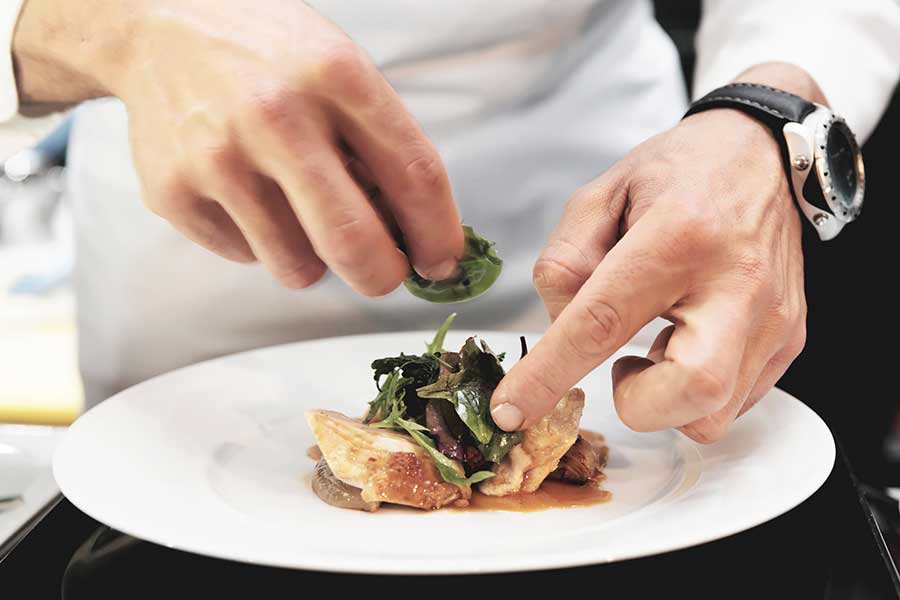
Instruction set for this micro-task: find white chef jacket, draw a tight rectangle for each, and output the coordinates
[2,0,899,406]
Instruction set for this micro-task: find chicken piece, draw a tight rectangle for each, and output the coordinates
[305,409,471,510]
[549,435,603,484]
[479,388,584,496]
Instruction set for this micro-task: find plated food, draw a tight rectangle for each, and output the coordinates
[305,314,609,511]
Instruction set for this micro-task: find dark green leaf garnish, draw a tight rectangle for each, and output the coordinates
[404,226,502,304]
[417,337,511,458]
[425,312,456,355]
[365,370,411,428]
[363,314,520,486]
[479,429,523,464]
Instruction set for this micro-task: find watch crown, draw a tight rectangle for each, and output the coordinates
[813,213,829,227]
[792,155,810,171]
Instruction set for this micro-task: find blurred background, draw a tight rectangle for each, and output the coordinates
[0,116,82,426]
[0,2,896,488]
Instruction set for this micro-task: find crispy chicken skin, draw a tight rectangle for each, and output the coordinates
[305,409,471,510]
[479,388,585,496]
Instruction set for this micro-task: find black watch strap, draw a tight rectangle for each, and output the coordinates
[684,82,817,132]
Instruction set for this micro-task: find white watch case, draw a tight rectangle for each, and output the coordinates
[783,106,866,241]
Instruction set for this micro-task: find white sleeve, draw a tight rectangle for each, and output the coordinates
[695,0,900,143]
[0,0,62,161]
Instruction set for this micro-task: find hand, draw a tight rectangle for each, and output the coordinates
[491,66,817,443]
[13,0,463,294]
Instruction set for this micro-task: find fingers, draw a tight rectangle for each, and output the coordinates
[532,164,630,321]
[490,216,688,431]
[152,179,256,264]
[613,300,806,444]
[246,111,409,297]
[174,41,460,292]
[738,330,807,418]
[202,153,326,289]
[333,69,463,280]
[611,296,751,434]
[676,326,775,444]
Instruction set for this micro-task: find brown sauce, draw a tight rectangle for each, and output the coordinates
[306,445,322,461]
[462,479,611,512]
[460,428,611,512]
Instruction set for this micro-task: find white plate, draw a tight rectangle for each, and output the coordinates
[53,331,834,574]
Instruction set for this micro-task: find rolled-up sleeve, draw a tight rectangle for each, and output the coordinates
[1,0,62,160]
[695,0,900,143]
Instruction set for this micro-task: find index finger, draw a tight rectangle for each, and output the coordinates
[489,216,689,431]
[333,69,464,280]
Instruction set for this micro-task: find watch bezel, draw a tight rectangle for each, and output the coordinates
[811,112,865,223]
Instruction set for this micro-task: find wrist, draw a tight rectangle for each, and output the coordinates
[12,0,137,105]
[681,62,828,189]
[682,61,827,147]
[679,104,782,175]
[733,62,827,107]
[682,63,863,241]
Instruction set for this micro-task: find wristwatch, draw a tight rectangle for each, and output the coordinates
[684,83,865,241]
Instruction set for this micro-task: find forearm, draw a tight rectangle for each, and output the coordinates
[12,0,133,107]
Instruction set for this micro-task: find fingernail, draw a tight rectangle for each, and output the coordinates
[416,259,458,281]
[491,402,525,431]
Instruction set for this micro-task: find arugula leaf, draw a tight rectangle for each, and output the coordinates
[363,317,521,487]
[364,364,491,487]
[369,313,460,421]
[419,381,493,445]
[395,418,429,432]
[365,370,411,426]
[396,418,494,487]
[425,312,456,356]
[371,354,437,387]
[417,336,507,446]
[369,354,438,421]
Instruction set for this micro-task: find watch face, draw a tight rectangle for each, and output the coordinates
[815,117,865,220]
[826,123,858,208]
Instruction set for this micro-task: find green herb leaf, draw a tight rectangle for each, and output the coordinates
[419,381,493,445]
[404,226,503,304]
[365,370,411,427]
[425,313,456,356]
[395,418,429,433]
[364,319,521,487]
[369,353,439,421]
[479,430,523,463]
[417,336,509,452]
[397,418,494,487]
